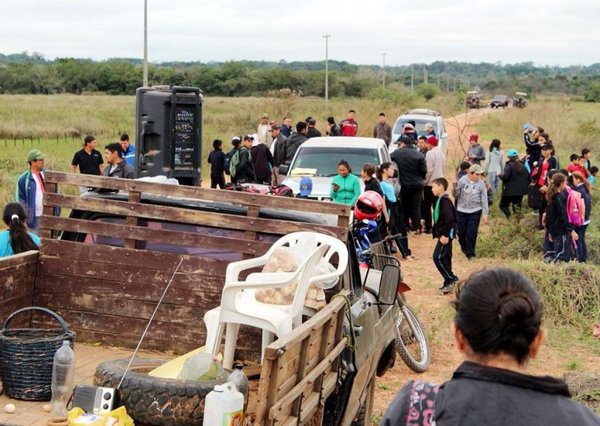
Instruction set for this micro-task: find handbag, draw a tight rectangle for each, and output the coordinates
[527,185,541,210]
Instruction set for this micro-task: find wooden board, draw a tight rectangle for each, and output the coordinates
[0,251,38,327]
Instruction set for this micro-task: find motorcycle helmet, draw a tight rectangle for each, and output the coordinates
[354,191,384,221]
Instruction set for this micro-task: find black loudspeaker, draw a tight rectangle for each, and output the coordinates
[135,85,203,186]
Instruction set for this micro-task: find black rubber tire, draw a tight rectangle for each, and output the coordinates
[395,302,430,373]
[94,358,227,425]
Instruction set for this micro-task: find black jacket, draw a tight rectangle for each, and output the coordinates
[499,159,529,197]
[272,134,288,167]
[251,144,274,183]
[380,362,599,426]
[391,146,426,188]
[233,147,256,184]
[432,195,455,239]
[208,150,225,177]
[546,190,572,237]
[282,133,307,165]
[102,161,134,179]
[306,127,321,139]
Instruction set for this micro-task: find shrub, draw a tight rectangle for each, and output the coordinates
[478,214,543,259]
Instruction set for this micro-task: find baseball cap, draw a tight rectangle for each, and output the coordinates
[469,133,479,142]
[261,113,269,118]
[403,123,415,130]
[469,164,484,174]
[507,149,519,157]
[426,136,438,147]
[231,136,241,145]
[27,149,47,162]
[299,177,313,197]
[270,124,280,131]
[243,134,254,141]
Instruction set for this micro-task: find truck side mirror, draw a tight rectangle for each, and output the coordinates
[378,264,400,305]
[278,164,289,175]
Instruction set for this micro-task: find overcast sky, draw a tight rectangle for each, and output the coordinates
[2,0,598,66]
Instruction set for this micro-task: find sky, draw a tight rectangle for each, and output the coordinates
[2,0,599,67]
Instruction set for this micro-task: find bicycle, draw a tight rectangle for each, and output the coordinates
[351,220,431,373]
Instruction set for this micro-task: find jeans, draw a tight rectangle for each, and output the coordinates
[487,172,499,194]
[421,185,435,232]
[456,210,482,258]
[433,239,456,284]
[389,201,411,257]
[499,195,523,219]
[400,185,424,232]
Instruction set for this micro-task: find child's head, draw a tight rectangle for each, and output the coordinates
[213,139,223,150]
[582,148,591,159]
[459,161,471,172]
[578,156,587,167]
[490,139,501,151]
[432,177,449,196]
[361,163,377,180]
[590,166,598,176]
[570,153,579,163]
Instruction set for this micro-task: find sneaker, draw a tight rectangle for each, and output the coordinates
[440,282,456,294]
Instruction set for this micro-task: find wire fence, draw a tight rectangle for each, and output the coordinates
[1,131,129,148]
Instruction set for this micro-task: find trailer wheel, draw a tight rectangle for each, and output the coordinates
[94,358,227,426]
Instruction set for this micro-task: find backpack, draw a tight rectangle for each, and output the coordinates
[224,148,238,176]
[270,184,294,197]
[228,149,241,178]
[565,186,585,226]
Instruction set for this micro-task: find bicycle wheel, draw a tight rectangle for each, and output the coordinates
[395,299,430,373]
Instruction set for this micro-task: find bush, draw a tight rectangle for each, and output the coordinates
[478,214,543,259]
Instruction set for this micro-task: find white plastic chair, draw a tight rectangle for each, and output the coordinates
[204,232,348,369]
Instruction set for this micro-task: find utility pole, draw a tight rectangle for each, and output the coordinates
[143,0,148,87]
[410,65,414,94]
[424,66,428,84]
[323,34,331,112]
[382,53,386,89]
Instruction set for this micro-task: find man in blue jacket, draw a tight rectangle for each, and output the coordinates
[15,149,47,233]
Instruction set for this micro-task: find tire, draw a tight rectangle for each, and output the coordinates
[351,376,375,426]
[94,358,228,425]
[394,301,430,373]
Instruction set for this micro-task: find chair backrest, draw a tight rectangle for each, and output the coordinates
[289,244,330,320]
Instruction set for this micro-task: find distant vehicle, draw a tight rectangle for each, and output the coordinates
[390,109,448,154]
[466,90,483,109]
[278,137,391,200]
[513,92,528,108]
[490,95,509,108]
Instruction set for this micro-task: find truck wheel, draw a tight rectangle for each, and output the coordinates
[351,376,375,426]
[94,358,227,425]
[395,302,430,373]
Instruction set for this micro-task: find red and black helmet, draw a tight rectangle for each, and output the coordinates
[354,191,384,221]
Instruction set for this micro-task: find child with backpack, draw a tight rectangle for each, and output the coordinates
[223,136,242,182]
[568,171,591,262]
[543,173,578,263]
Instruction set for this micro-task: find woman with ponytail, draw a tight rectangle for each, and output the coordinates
[568,171,592,262]
[1,203,40,257]
[381,268,599,426]
[543,173,577,263]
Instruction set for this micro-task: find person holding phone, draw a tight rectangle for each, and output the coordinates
[330,160,361,205]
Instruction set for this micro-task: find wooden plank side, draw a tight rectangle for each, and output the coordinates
[0,251,38,326]
[41,216,271,256]
[43,193,346,240]
[44,171,351,219]
[41,240,229,276]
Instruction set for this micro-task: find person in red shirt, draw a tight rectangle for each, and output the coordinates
[339,109,358,136]
[567,154,590,177]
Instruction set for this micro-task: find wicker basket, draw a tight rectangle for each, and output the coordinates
[0,307,75,401]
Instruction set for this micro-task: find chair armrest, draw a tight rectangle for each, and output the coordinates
[225,255,270,282]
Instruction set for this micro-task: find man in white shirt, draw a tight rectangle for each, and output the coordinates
[422,136,446,233]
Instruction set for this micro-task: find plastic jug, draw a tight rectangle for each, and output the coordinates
[203,382,244,426]
[227,363,249,412]
[50,340,75,417]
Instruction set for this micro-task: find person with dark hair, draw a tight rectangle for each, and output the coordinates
[231,135,256,184]
[589,165,598,186]
[431,177,457,294]
[531,143,558,228]
[381,268,600,426]
[543,173,577,263]
[330,160,361,205]
[498,149,530,218]
[15,149,48,233]
[581,147,592,171]
[71,135,104,176]
[568,171,591,263]
[485,139,504,196]
[282,122,308,165]
[119,133,136,168]
[391,136,427,233]
[325,116,340,136]
[339,110,358,137]
[1,203,40,257]
[306,118,321,139]
[361,163,388,222]
[271,124,288,185]
[524,124,542,172]
[373,112,392,147]
[103,143,134,179]
[208,139,225,189]
[567,153,589,177]
[251,137,274,184]
[416,135,428,156]
[280,116,292,138]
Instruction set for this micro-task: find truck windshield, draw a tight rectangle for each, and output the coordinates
[393,119,438,136]
[291,147,379,177]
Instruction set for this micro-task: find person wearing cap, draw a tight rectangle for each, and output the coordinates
[71,135,104,176]
[282,122,308,166]
[15,149,48,233]
[339,110,358,137]
[422,135,446,234]
[498,149,530,219]
[454,164,489,260]
[391,136,427,233]
[373,113,392,147]
[257,113,272,146]
[230,135,257,184]
[465,133,485,165]
[402,123,418,143]
[297,176,313,198]
[306,118,321,139]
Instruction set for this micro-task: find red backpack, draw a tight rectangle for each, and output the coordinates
[565,186,585,226]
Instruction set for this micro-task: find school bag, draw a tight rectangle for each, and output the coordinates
[228,149,241,178]
[224,148,238,176]
[565,186,585,226]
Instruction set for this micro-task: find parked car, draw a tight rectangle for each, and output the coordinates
[466,90,483,109]
[490,95,509,108]
[513,92,528,108]
[390,109,448,154]
[278,137,391,200]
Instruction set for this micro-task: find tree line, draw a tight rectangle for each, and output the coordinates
[1,53,599,101]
